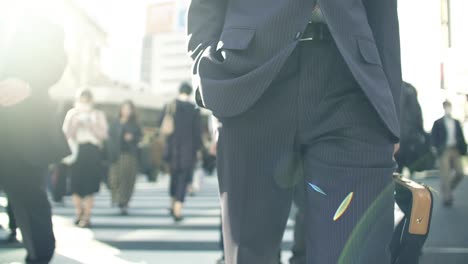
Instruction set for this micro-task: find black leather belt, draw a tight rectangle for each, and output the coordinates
[299,22,332,41]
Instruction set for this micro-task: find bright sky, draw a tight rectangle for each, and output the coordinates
[75,0,153,83]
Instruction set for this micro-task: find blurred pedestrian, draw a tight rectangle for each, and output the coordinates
[0,12,69,264]
[159,83,202,222]
[395,82,435,175]
[108,100,142,215]
[63,90,108,227]
[431,100,467,207]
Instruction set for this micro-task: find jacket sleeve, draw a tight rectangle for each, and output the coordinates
[430,121,440,150]
[363,0,402,123]
[456,121,467,153]
[187,0,228,61]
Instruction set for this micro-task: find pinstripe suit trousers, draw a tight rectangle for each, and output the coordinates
[216,40,396,264]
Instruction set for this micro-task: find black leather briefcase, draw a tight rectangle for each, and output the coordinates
[390,174,434,264]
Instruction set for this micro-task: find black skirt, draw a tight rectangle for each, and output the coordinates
[71,143,102,197]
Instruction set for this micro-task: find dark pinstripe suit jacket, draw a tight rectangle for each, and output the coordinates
[187,0,402,138]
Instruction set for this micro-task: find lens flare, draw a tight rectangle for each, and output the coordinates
[308,182,327,196]
[333,192,354,221]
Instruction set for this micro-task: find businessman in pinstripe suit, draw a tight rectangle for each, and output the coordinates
[188,0,401,263]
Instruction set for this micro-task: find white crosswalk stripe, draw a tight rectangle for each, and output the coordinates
[1,171,295,264]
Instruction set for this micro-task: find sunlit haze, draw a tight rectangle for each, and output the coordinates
[74,0,150,83]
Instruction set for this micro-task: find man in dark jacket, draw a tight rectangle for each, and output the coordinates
[431,101,467,207]
[0,11,69,264]
[188,0,401,263]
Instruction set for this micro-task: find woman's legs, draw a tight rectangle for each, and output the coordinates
[172,169,193,221]
[173,201,183,219]
[72,194,83,225]
[109,162,120,207]
[118,155,138,214]
[169,169,178,215]
[170,198,176,214]
[83,195,94,220]
[73,195,94,228]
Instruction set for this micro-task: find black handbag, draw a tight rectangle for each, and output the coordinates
[391,174,434,264]
[201,148,216,175]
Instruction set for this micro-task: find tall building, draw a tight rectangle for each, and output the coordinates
[440,0,468,96]
[50,0,165,115]
[399,0,468,129]
[141,0,191,100]
[141,36,153,84]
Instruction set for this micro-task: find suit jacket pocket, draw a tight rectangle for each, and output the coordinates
[198,28,257,77]
[209,28,256,65]
[357,37,382,66]
[217,28,256,51]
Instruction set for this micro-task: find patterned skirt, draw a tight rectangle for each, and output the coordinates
[109,153,138,207]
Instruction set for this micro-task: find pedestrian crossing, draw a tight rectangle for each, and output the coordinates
[1,170,295,264]
[3,172,468,264]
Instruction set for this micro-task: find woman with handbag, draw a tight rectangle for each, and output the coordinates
[62,90,108,228]
[160,83,203,222]
[108,100,142,215]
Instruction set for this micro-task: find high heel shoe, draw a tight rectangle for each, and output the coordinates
[173,215,184,223]
[168,208,174,216]
[120,207,129,216]
[78,219,92,228]
[74,213,83,226]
